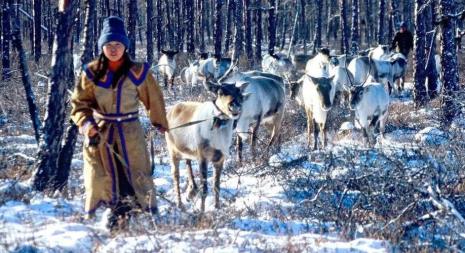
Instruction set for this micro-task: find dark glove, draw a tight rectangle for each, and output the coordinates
[85,134,100,147]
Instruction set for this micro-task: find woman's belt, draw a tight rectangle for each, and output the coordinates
[93,111,139,123]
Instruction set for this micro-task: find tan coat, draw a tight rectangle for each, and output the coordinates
[70,60,168,216]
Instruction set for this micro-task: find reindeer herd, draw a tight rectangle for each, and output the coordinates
[150,45,410,212]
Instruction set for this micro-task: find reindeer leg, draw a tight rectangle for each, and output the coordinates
[306,109,313,148]
[170,155,183,209]
[362,127,370,148]
[313,119,319,150]
[213,160,224,209]
[198,157,208,213]
[251,116,261,156]
[186,159,198,201]
[236,135,243,164]
[268,112,284,149]
[321,123,327,149]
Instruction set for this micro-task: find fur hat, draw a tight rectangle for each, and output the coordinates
[98,16,129,50]
[400,21,407,29]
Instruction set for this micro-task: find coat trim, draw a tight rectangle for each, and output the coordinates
[116,78,125,114]
[128,63,150,86]
[114,77,134,188]
[106,126,118,204]
[83,64,114,89]
[117,123,133,183]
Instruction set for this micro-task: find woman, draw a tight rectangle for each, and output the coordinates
[70,16,168,230]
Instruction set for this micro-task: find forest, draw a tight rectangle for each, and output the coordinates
[1,0,465,252]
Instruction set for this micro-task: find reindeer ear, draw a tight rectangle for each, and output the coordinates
[310,76,321,85]
[237,82,249,92]
[206,81,220,94]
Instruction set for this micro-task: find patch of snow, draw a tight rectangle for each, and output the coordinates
[414,127,447,146]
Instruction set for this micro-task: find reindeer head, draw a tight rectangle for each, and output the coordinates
[349,85,364,110]
[206,82,250,120]
[309,76,335,111]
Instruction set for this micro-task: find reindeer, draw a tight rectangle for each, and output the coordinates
[301,75,336,150]
[165,82,249,212]
[158,49,179,90]
[197,56,232,86]
[349,82,390,147]
[262,53,295,79]
[305,48,331,78]
[217,66,286,162]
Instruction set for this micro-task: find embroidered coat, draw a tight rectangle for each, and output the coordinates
[70,60,168,216]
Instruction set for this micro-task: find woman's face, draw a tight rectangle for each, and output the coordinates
[102,41,125,62]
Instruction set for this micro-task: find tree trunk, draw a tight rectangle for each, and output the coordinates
[255,0,262,65]
[12,16,42,144]
[340,0,349,54]
[232,0,243,61]
[378,0,386,44]
[267,0,276,54]
[425,0,439,99]
[127,0,137,58]
[1,0,11,80]
[198,0,206,52]
[214,0,223,57]
[389,0,399,43]
[350,0,359,55]
[244,0,254,67]
[299,0,306,48]
[146,0,154,63]
[313,0,322,54]
[413,0,427,107]
[224,0,235,55]
[439,0,459,126]
[33,0,42,62]
[164,0,174,49]
[364,0,371,46]
[186,0,195,53]
[32,0,76,192]
[80,0,95,65]
[156,0,164,53]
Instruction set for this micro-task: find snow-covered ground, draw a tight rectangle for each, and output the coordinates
[0,82,463,252]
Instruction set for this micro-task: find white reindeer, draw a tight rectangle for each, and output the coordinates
[165,82,249,212]
[262,53,295,79]
[158,49,179,90]
[349,82,390,146]
[301,75,336,150]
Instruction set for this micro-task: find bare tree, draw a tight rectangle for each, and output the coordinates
[1,0,11,80]
[11,14,42,143]
[254,0,262,65]
[186,0,195,53]
[267,0,277,54]
[127,0,137,58]
[313,0,322,54]
[413,0,427,106]
[340,0,349,53]
[378,0,386,44]
[350,0,359,55]
[232,0,243,61]
[244,0,254,67]
[32,0,76,191]
[224,0,235,55]
[146,0,154,62]
[214,0,223,57]
[80,0,95,65]
[439,0,459,126]
[33,0,42,62]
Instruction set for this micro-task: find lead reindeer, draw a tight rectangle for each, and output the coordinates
[165,82,249,212]
[217,67,286,163]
